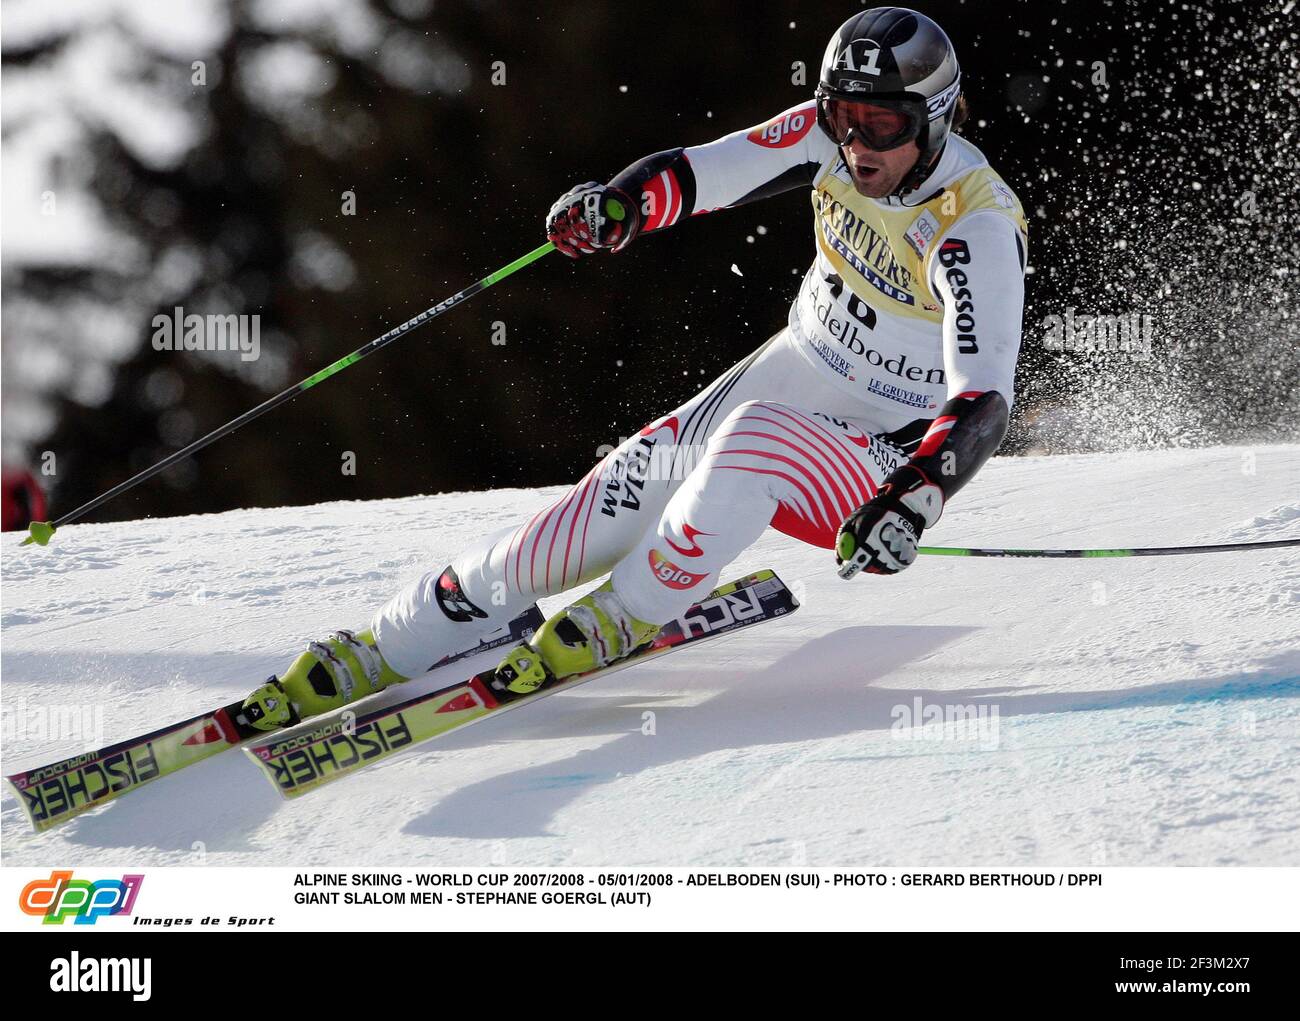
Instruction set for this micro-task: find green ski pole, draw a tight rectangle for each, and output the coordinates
[23,242,556,547]
[919,538,1299,558]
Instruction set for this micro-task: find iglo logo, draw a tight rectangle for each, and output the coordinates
[648,549,707,590]
[19,870,144,925]
[747,107,815,148]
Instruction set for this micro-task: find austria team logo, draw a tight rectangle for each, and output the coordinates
[648,548,707,590]
[19,870,144,925]
[747,105,815,148]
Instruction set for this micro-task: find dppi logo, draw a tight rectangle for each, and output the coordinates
[748,106,814,148]
[20,870,144,925]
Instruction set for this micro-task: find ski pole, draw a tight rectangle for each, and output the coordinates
[919,538,1300,558]
[22,242,557,547]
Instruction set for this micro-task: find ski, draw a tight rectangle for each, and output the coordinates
[244,569,799,800]
[4,606,545,834]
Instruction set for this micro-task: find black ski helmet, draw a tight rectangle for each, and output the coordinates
[816,7,962,194]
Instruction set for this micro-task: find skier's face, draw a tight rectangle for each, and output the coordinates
[841,137,921,198]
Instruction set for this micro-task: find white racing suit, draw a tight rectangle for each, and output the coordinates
[374,102,1029,678]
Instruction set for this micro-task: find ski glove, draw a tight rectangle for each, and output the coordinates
[836,465,944,579]
[546,182,642,258]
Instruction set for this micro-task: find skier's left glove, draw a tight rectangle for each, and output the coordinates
[835,465,944,579]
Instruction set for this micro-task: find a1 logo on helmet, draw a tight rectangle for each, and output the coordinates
[835,38,885,85]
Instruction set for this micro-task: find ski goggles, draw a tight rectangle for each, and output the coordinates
[816,94,924,151]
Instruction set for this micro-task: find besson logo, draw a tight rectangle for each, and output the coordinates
[936,238,979,354]
[20,869,144,925]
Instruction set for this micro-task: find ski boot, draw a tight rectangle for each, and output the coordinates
[242,628,407,732]
[493,580,659,696]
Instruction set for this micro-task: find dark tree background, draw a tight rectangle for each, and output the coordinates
[2,0,1295,526]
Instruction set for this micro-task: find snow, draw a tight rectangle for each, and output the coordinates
[2,444,1298,866]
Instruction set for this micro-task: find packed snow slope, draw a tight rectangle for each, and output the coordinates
[2,445,1297,867]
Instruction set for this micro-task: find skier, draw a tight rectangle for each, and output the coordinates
[1,467,48,533]
[241,7,1028,729]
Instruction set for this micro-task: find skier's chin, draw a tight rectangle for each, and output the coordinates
[842,139,922,198]
[849,165,897,198]
[844,154,906,198]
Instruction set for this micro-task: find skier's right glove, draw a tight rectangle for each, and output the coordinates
[835,465,944,579]
[546,182,642,258]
